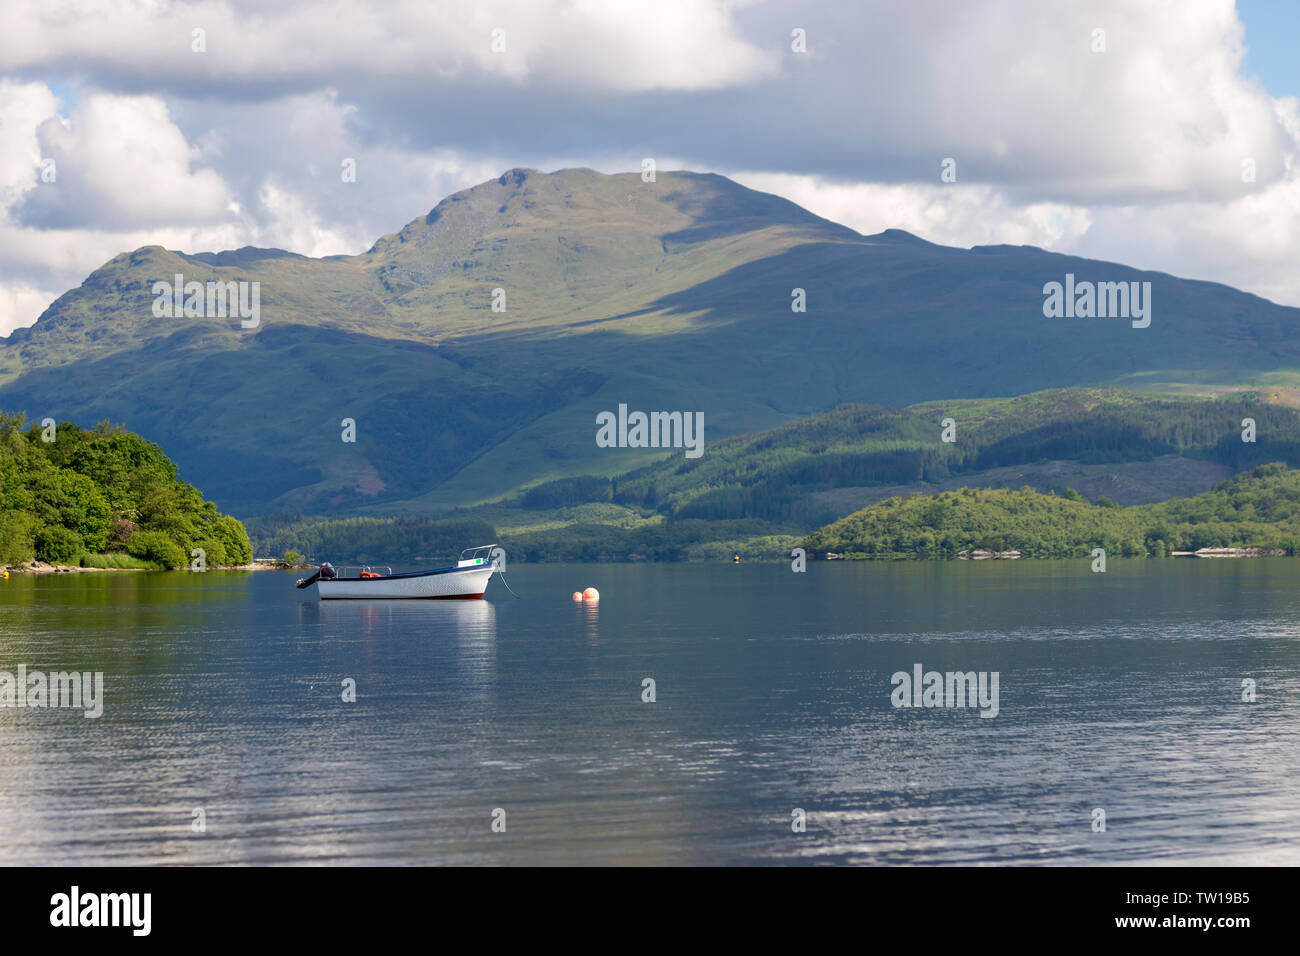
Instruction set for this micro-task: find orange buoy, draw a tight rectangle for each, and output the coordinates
[582,587,600,602]
[572,591,583,602]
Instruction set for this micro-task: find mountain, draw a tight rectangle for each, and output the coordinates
[3,167,1300,519]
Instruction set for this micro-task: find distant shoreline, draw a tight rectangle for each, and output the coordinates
[1,561,284,575]
[819,546,1289,561]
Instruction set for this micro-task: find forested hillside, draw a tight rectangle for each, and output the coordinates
[248,514,496,565]
[252,388,1300,563]
[604,388,1300,525]
[803,463,1300,559]
[0,413,252,569]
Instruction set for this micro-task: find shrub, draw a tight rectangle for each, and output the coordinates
[0,510,36,564]
[34,524,83,564]
[125,530,187,569]
[192,539,227,568]
[211,515,253,565]
[106,517,136,551]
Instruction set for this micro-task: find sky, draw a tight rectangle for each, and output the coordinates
[0,0,1298,335]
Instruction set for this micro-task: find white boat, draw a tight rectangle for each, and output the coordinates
[296,545,498,600]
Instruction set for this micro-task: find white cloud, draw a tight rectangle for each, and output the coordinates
[0,281,60,338]
[3,0,1300,334]
[18,94,233,229]
[255,181,356,258]
[0,81,59,211]
[0,0,774,94]
[730,163,1300,307]
[0,84,530,334]
[729,172,1096,249]
[518,0,776,91]
[1073,174,1300,306]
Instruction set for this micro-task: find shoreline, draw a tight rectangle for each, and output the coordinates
[6,551,1293,572]
[815,547,1291,561]
[1,561,289,575]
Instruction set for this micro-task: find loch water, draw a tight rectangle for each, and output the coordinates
[1,559,1297,865]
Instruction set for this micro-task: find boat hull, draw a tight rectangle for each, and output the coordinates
[316,565,494,600]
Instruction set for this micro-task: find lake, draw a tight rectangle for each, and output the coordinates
[2,559,1298,865]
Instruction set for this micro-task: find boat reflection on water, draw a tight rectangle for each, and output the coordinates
[317,596,496,638]
[299,597,498,675]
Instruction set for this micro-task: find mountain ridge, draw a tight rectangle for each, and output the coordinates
[3,167,1300,518]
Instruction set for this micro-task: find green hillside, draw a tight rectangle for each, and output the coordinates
[602,387,1300,520]
[0,413,252,569]
[245,388,1300,562]
[5,168,1300,519]
[802,462,1300,560]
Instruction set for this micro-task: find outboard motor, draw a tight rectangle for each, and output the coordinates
[296,562,336,589]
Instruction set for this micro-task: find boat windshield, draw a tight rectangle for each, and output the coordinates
[458,544,498,566]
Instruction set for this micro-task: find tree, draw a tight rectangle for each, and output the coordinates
[34,525,82,564]
[126,531,187,569]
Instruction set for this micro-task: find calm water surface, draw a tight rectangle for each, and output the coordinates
[1,560,1298,865]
